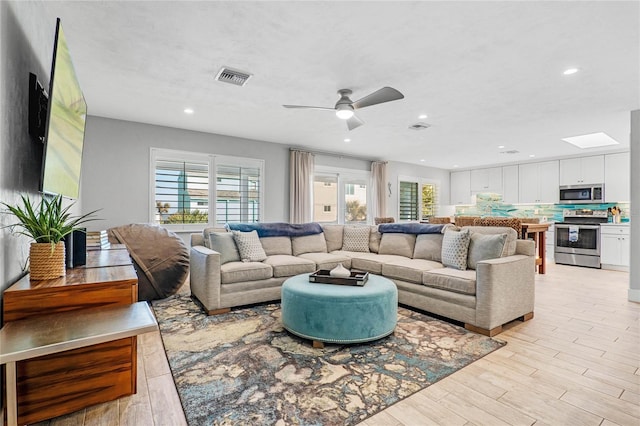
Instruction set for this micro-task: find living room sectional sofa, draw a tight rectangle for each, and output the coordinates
[190,223,536,336]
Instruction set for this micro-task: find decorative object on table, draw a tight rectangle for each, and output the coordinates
[329,263,350,277]
[151,294,504,426]
[1,194,98,280]
[309,269,369,286]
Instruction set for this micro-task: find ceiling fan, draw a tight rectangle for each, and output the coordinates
[283,87,404,131]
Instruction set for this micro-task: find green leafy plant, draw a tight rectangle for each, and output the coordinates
[2,194,100,247]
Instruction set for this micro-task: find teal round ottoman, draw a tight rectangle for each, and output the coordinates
[281,273,398,347]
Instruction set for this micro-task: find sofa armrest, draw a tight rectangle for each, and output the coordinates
[190,245,222,313]
[474,254,535,330]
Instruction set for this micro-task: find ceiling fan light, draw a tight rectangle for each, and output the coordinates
[336,108,354,120]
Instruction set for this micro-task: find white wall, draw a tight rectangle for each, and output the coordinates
[629,109,639,302]
[81,116,291,231]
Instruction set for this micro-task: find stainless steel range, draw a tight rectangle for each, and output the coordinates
[554,209,608,268]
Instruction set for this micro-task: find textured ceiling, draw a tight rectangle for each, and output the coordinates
[42,1,639,169]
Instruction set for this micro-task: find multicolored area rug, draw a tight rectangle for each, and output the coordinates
[152,294,505,426]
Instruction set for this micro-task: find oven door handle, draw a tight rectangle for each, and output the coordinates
[555,224,602,230]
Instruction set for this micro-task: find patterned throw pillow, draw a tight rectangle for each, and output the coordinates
[342,226,371,252]
[441,228,471,270]
[232,230,267,262]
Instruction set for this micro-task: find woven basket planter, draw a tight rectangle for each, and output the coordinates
[30,242,66,280]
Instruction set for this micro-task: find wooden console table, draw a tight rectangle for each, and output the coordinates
[521,222,550,274]
[1,302,157,426]
[1,247,147,425]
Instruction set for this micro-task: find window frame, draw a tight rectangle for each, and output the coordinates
[397,175,441,222]
[314,165,371,225]
[149,148,265,232]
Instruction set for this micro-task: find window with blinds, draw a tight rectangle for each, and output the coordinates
[154,159,209,225]
[150,148,264,228]
[399,181,419,221]
[399,179,439,221]
[216,164,261,223]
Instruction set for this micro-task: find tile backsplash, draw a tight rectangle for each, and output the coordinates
[454,193,630,223]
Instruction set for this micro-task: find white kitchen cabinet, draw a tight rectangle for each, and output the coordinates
[450,170,471,205]
[470,167,502,194]
[559,155,604,185]
[604,152,630,202]
[502,165,519,204]
[600,225,630,269]
[519,160,559,204]
[545,224,555,262]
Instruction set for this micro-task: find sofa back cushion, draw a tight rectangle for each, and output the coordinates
[232,230,267,262]
[378,233,416,258]
[462,226,517,256]
[441,228,471,270]
[204,231,241,264]
[259,236,293,256]
[342,226,371,252]
[369,226,382,253]
[292,233,328,256]
[322,224,344,252]
[467,232,508,270]
[413,233,444,262]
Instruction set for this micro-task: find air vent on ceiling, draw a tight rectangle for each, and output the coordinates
[500,150,520,154]
[409,122,431,130]
[215,67,252,86]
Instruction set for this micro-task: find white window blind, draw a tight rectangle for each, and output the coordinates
[398,178,439,221]
[399,181,419,221]
[150,148,264,229]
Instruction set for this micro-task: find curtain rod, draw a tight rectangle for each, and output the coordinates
[289,147,384,163]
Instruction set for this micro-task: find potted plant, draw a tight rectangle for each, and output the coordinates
[2,194,99,280]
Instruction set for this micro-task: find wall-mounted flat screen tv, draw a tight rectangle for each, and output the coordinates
[41,18,87,199]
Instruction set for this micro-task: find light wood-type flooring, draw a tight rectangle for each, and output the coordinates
[32,263,639,425]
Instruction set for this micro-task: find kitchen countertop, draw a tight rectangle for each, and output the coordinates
[600,222,630,226]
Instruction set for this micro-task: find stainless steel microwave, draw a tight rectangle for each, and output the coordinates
[559,184,604,204]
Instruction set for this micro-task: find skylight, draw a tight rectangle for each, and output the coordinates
[561,132,620,149]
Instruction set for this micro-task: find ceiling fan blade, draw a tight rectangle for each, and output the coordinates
[352,87,404,109]
[347,114,364,131]
[282,105,334,111]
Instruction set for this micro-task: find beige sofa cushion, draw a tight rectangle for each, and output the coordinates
[463,226,518,256]
[298,252,352,270]
[413,233,444,262]
[221,261,272,284]
[378,233,416,258]
[423,268,477,295]
[369,226,382,253]
[382,258,444,284]
[260,236,292,256]
[263,255,316,278]
[321,225,344,252]
[336,252,409,274]
[291,233,328,256]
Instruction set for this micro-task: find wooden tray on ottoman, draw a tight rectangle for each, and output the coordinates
[309,270,369,286]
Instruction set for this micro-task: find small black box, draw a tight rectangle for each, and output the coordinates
[64,228,87,268]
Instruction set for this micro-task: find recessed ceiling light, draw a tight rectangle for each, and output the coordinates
[420,159,425,162]
[498,145,505,149]
[563,68,579,75]
[344,138,351,143]
[529,154,536,158]
[453,165,459,168]
[562,132,620,149]
[184,108,194,114]
[418,114,428,119]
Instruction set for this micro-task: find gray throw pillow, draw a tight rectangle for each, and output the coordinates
[441,229,471,270]
[467,232,508,270]
[232,230,267,262]
[342,226,371,252]
[413,233,444,262]
[208,232,241,264]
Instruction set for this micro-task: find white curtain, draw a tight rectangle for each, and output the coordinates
[289,150,314,223]
[370,161,388,219]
